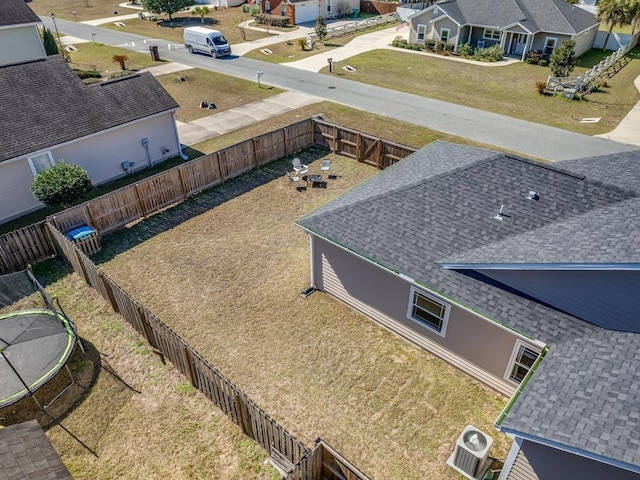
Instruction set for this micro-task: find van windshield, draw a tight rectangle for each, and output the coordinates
[212,35,228,46]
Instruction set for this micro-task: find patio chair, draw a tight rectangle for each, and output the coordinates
[287,172,300,182]
[320,160,331,171]
[292,158,308,175]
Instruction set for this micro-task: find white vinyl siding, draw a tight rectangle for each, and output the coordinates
[506,341,540,384]
[27,152,55,176]
[407,287,450,336]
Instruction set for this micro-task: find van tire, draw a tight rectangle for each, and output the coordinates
[187,45,193,54]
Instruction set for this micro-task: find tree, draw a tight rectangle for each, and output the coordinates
[191,6,210,24]
[41,27,58,55]
[30,163,92,207]
[112,54,129,70]
[314,16,327,42]
[597,0,636,50]
[549,40,577,77]
[141,0,194,20]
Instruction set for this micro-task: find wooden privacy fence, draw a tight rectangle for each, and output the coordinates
[0,221,55,275]
[0,118,416,275]
[47,221,371,480]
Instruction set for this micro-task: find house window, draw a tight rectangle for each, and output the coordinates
[281,2,286,16]
[440,28,450,43]
[506,341,541,384]
[327,0,332,13]
[407,287,450,336]
[543,37,557,55]
[417,24,427,43]
[483,29,501,40]
[27,152,54,176]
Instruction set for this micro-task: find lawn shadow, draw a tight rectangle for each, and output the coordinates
[93,147,331,263]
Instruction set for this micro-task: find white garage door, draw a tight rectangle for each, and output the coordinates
[294,1,320,23]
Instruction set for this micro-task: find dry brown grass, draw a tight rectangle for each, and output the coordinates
[29,0,126,22]
[0,263,279,480]
[94,151,511,479]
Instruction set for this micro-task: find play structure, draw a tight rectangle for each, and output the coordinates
[0,268,81,409]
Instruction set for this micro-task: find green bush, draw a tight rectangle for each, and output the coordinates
[539,59,548,67]
[472,44,504,62]
[410,44,421,50]
[457,42,474,57]
[108,70,135,79]
[30,162,92,207]
[249,5,260,15]
[254,13,290,26]
[82,77,102,85]
[425,39,436,51]
[241,3,251,12]
[73,69,102,79]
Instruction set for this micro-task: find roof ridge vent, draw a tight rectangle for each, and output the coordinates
[526,191,539,201]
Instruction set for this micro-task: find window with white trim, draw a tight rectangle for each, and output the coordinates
[543,36,557,55]
[327,0,332,13]
[506,341,541,384]
[28,152,54,176]
[483,28,501,40]
[407,287,450,336]
[440,28,450,43]
[417,24,427,42]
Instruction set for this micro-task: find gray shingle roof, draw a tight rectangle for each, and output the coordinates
[0,56,179,163]
[434,0,598,34]
[296,141,640,470]
[0,0,41,27]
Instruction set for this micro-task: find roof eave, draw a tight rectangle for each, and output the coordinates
[440,263,640,271]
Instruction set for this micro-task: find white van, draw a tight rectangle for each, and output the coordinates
[183,27,231,58]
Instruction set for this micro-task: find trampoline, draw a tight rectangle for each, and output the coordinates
[0,269,81,410]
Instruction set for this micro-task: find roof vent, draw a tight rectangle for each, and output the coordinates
[494,204,505,221]
[526,191,539,201]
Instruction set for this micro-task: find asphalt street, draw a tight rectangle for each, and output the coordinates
[43,16,639,161]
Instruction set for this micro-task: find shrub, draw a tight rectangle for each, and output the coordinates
[539,59,548,67]
[41,27,58,55]
[410,43,421,50]
[526,50,542,64]
[30,162,92,207]
[108,70,135,79]
[458,42,474,57]
[241,3,251,12]
[473,44,504,62]
[424,39,436,51]
[255,14,290,26]
[535,80,547,94]
[249,5,260,15]
[296,38,307,51]
[82,77,102,85]
[315,16,327,41]
[549,39,576,77]
[73,69,102,79]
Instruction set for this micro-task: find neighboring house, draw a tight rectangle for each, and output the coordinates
[257,0,359,24]
[408,0,600,60]
[295,142,640,479]
[0,0,181,225]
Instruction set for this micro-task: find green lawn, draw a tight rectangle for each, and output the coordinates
[100,8,277,46]
[243,22,398,63]
[67,42,162,76]
[319,47,640,134]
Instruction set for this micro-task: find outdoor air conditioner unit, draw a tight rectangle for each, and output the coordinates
[449,425,493,479]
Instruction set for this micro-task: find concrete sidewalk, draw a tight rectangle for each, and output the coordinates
[176,91,322,145]
[596,74,640,147]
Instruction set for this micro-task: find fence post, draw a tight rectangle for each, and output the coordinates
[98,271,120,313]
[282,126,289,156]
[356,132,362,162]
[183,345,198,388]
[252,137,260,169]
[234,393,254,438]
[134,184,148,217]
[177,166,189,199]
[216,151,225,181]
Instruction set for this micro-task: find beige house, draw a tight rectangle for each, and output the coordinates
[408,0,600,60]
[296,142,640,480]
[0,0,181,225]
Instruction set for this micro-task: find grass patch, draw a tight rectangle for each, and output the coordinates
[243,22,398,63]
[67,42,162,76]
[94,150,511,480]
[155,68,283,122]
[322,47,640,134]
[28,0,126,22]
[100,8,274,45]
[0,260,279,480]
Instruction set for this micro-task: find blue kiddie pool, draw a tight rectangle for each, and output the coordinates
[65,225,96,241]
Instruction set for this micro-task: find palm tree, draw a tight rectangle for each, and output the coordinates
[112,54,129,70]
[191,6,210,24]
[597,0,636,50]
